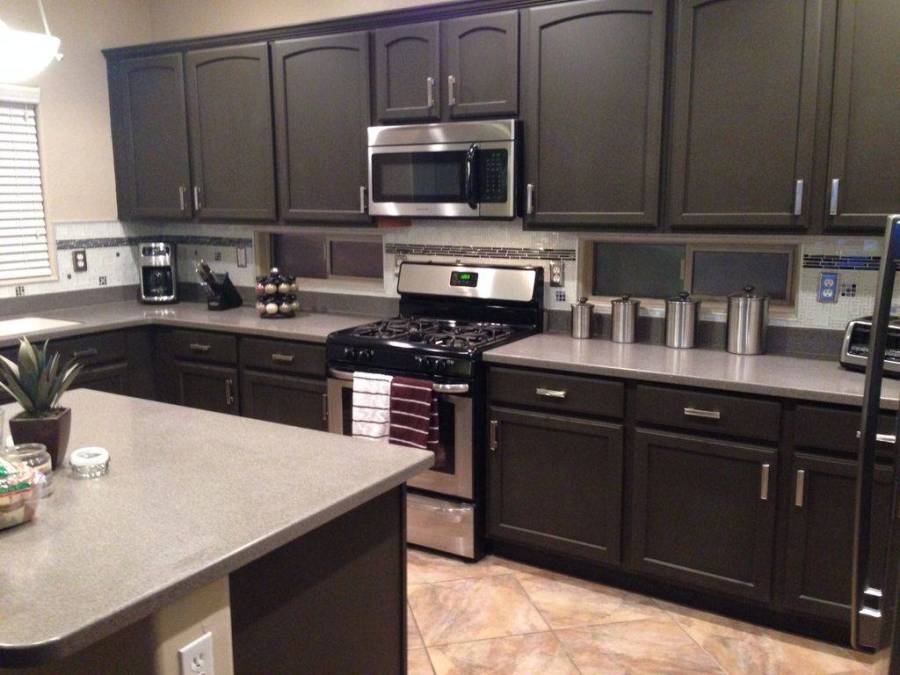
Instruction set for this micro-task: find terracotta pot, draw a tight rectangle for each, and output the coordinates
[9,407,72,469]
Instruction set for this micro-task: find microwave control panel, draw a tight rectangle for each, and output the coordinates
[479,149,508,203]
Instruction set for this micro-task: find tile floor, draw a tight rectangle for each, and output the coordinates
[405,548,879,674]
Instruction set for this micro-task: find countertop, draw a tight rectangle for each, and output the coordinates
[0,390,433,667]
[484,333,900,410]
[0,301,370,349]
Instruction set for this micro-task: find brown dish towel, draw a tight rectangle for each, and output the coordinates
[389,376,441,460]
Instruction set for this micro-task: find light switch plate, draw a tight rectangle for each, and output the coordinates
[818,272,839,303]
[179,631,214,675]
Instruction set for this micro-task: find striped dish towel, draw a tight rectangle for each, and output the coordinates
[352,372,393,441]
[389,377,440,456]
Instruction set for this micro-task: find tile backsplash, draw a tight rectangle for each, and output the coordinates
[4,218,894,334]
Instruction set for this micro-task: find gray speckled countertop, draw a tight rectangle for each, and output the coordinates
[0,389,433,667]
[484,333,900,410]
[0,301,370,348]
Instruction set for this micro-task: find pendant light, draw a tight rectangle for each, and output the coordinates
[0,0,62,84]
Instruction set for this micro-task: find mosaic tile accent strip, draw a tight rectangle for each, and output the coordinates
[802,254,881,271]
[56,235,253,250]
[385,243,576,261]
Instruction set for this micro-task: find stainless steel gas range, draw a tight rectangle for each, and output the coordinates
[326,262,543,559]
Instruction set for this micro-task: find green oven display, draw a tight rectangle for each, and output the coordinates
[450,271,479,287]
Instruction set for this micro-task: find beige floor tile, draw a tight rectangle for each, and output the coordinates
[516,568,671,630]
[555,619,725,674]
[659,601,878,674]
[409,603,425,649]
[409,647,436,675]
[408,548,538,585]
[408,575,550,646]
[428,632,580,675]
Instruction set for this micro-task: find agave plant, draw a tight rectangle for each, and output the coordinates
[0,338,82,418]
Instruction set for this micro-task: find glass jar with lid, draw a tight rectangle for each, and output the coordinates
[5,443,53,497]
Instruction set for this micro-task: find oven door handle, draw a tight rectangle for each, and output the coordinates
[328,368,469,394]
[465,143,479,209]
[328,367,354,381]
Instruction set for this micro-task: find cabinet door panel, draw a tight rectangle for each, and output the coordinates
[782,453,895,621]
[375,22,440,122]
[241,370,327,431]
[185,43,276,221]
[273,32,371,223]
[111,53,191,220]
[488,408,623,564]
[523,0,666,227]
[824,0,900,230]
[443,11,518,119]
[668,0,822,229]
[74,362,129,396]
[175,361,239,415]
[632,429,777,601]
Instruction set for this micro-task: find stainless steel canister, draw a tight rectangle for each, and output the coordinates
[665,291,699,349]
[571,297,594,339]
[611,295,640,343]
[727,285,769,355]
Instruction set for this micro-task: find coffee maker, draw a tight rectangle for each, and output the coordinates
[139,242,177,303]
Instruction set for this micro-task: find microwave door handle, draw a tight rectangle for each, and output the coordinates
[465,143,479,210]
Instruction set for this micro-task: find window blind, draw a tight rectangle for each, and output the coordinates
[0,101,52,282]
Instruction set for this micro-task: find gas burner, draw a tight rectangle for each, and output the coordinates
[349,317,515,351]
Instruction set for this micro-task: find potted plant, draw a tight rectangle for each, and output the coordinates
[0,338,82,469]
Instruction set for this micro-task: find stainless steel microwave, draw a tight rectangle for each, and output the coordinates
[367,119,518,219]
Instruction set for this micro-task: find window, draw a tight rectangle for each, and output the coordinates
[268,233,382,282]
[0,86,55,284]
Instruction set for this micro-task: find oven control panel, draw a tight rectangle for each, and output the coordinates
[450,271,478,288]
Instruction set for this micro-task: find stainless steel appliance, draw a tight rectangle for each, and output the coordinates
[726,285,768,354]
[665,291,699,349]
[138,242,177,304]
[367,120,518,219]
[611,295,639,343]
[571,297,594,339]
[326,262,543,559]
[852,214,900,670]
[841,316,900,376]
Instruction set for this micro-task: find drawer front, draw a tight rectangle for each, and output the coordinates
[53,331,127,367]
[168,329,237,365]
[489,367,624,419]
[240,337,325,378]
[635,385,781,443]
[794,405,895,457]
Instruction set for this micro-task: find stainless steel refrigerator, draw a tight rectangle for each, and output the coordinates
[855,214,900,673]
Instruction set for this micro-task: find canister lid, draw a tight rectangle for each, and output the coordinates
[729,285,767,299]
[572,296,593,308]
[69,447,110,479]
[667,290,697,304]
[611,294,640,305]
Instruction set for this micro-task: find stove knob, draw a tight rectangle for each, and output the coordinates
[361,348,375,362]
[343,346,357,360]
[435,358,450,373]
[414,355,424,367]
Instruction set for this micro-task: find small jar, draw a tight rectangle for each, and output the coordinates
[6,444,53,497]
[0,456,40,530]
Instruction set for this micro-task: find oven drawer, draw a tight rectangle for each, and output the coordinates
[240,337,325,378]
[407,493,475,559]
[489,367,624,419]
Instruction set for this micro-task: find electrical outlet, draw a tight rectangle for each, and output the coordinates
[179,632,214,675]
[549,261,565,287]
[235,247,248,268]
[214,251,222,262]
[72,249,87,272]
[817,272,838,303]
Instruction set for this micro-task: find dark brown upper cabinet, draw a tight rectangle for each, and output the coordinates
[272,32,371,223]
[821,0,900,231]
[667,0,824,230]
[441,11,519,119]
[522,0,666,228]
[109,53,192,220]
[185,44,276,221]
[374,22,441,122]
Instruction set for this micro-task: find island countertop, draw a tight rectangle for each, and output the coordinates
[0,389,433,667]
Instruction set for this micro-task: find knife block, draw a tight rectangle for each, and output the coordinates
[207,273,244,311]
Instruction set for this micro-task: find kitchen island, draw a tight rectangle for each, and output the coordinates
[0,389,432,674]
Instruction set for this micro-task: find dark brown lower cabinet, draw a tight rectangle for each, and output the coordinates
[782,453,895,621]
[631,429,777,602]
[487,407,624,564]
[74,362,129,395]
[240,369,327,431]
[172,360,239,415]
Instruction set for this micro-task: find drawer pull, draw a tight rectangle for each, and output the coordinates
[536,387,567,400]
[72,348,98,360]
[684,407,720,420]
[189,343,211,353]
[322,393,328,423]
[271,353,295,364]
[225,377,235,407]
[760,463,770,501]
[794,469,806,508]
[489,420,499,452]
[856,430,896,445]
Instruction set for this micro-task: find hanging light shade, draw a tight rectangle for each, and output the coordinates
[0,1,62,85]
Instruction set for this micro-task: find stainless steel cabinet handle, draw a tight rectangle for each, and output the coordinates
[193,186,201,211]
[72,348,98,360]
[448,75,457,106]
[536,387,567,399]
[526,183,535,215]
[359,185,367,213]
[433,382,469,394]
[829,178,840,216]
[793,179,804,216]
[271,353,295,364]
[178,186,187,212]
[322,393,328,423]
[856,430,897,444]
[684,407,721,420]
[426,76,435,108]
[760,463,770,501]
[794,469,806,508]
[489,420,499,452]
[225,377,235,407]
[189,343,211,353]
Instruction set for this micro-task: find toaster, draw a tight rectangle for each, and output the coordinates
[840,316,900,377]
